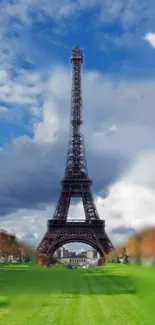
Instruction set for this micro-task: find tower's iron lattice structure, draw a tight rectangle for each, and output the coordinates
[37,47,114,265]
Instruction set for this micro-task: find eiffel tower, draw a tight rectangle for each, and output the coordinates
[37,46,114,265]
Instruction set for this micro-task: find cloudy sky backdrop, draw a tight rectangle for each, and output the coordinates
[0,0,155,252]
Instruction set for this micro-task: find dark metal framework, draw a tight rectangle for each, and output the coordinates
[37,47,114,265]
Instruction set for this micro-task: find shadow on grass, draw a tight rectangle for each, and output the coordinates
[0,266,137,296]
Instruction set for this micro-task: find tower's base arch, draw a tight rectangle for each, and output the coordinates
[37,219,113,266]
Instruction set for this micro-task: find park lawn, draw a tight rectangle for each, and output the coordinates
[0,263,154,325]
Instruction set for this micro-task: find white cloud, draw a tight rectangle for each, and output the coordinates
[0,66,46,124]
[34,67,70,143]
[93,0,153,31]
[94,124,119,137]
[0,206,54,247]
[34,105,59,143]
[2,0,78,25]
[101,151,155,242]
[0,106,8,113]
[31,66,155,147]
[144,32,155,48]
[1,0,152,32]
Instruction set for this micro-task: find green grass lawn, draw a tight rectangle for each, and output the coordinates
[0,263,154,325]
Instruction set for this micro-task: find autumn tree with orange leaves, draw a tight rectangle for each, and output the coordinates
[140,228,155,258]
[0,230,33,262]
[108,227,155,264]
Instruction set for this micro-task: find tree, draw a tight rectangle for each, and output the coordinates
[0,231,32,263]
[140,228,155,265]
[122,248,129,264]
[126,234,141,263]
[115,256,120,263]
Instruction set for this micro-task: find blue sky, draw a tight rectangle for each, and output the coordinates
[0,0,155,251]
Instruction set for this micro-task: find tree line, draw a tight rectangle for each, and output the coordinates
[0,230,35,263]
[108,227,155,265]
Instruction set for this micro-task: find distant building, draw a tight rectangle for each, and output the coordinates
[69,258,87,265]
[68,251,76,258]
[77,251,87,258]
[54,247,99,264]
[54,249,61,259]
[87,249,97,260]
[62,247,68,258]
[54,247,69,259]
[58,257,88,265]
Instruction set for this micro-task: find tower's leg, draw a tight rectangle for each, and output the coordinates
[53,192,71,220]
[37,255,47,266]
[82,191,99,220]
[98,256,106,266]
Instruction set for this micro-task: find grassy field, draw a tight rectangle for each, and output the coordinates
[0,263,154,325]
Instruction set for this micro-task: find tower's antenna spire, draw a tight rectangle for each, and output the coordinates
[70,46,83,63]
[63,46,87,179]
[70,46,83,128]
